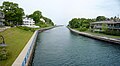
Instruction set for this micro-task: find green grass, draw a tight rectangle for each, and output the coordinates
[75,28,120,39]
[85,31,120,39]
[0,27,33,66]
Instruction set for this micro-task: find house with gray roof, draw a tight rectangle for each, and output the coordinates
[90,21,120,32]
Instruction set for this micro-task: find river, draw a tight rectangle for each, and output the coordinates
[32,26,120,66]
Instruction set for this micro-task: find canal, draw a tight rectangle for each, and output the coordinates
[32,26,120,66]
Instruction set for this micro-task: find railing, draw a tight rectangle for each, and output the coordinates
[22,31,38,66]
[12,30,38,66]
[12,26,55,66]
[108,26,120,29]
[94,26,120,29]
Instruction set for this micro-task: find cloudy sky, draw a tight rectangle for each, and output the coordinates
[0,0,120,25]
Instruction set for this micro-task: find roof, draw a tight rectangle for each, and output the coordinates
[91,21,120,24]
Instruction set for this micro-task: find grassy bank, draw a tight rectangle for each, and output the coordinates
[85,31,120,39]
[74,28,120,39]
[0,27,33,66]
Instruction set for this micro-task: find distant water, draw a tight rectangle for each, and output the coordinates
[32,26,120,66]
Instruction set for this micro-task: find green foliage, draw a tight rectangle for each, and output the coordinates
[0,1,24,26]
[43,17,54,26]
[69,18,94,31]
[96,16,106,21]
[69,18,80,28]
[28,10,54,27]
[69,16,120,36]
[35,22,47,27]
[29,10,42,24]
[0,48,8,61]
[68,16,107,32]
[0,27,33,66]
[102,23,108,32]
[77,27,87,31]
[17,26,36,32]
[105,29,120,36]
[10,24,14,27]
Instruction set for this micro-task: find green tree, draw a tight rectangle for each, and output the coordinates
[69,18,80,28]
[29,10,42,24]
[43,17,54,26]
[102,23,108,32]
[69,18,94,31]
[96,16,106,21]
[114,16,117,22]
[0,1,24,26]
[28,10,54,27]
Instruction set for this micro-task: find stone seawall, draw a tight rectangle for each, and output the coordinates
[68,27,120,44]
[12,26,55,66]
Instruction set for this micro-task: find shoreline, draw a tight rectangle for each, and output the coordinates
[12,26,55,66]
[68,27,120,44]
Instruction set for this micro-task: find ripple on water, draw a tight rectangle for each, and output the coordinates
[32,27,120,66]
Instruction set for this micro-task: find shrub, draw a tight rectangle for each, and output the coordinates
[0,48,8,61]
[78,27,87,31]
[10,24,14,27]
[104,29,120,36]
[17,26,36,32]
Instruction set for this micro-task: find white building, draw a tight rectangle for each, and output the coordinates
[40,18,45,22]
[22,17,39,28]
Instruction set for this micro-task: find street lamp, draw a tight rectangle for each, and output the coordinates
[0,35,7,47]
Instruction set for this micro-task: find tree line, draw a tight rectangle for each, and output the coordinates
[68,16,119,31]
[0,1,54,27]
[69,18,95,31]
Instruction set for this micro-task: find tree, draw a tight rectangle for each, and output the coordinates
[69,18,80,28]
[29,10,42,24]
[102,23,108,32]
[114,16,117,22]
[110,17,114,20]
[0,1,24,26]
[43,17,54,26]
[96,16,106,21]
[28,10,54,27]
[69,18,95,31]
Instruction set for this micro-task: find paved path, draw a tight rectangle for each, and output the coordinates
[0,27,11,32]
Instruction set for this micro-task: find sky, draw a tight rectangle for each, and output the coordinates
[0,0,120,25]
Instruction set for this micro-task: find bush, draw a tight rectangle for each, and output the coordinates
[0,48,8,61]
[17,26,36,32]
[104,29,120,36]
[78,27,87,31]
[10,24,14,27]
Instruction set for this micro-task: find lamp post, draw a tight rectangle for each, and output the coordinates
[0,35,7,47]
[0,35,5,44]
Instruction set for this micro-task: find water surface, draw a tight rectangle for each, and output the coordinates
[32,26,120,66]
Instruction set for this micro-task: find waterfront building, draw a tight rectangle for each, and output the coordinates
[0,12,5,26]
[22,17,39,28]
[90,21,120,32]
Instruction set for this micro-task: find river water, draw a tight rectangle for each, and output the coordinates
[32,26,120,66]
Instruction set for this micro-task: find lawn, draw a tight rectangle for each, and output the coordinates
[74,28,120,39]
[85,30,120,39]
[0,27,33,66]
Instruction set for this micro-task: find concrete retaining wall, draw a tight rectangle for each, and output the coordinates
[12,26,54,66]
[68,27,120,44]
